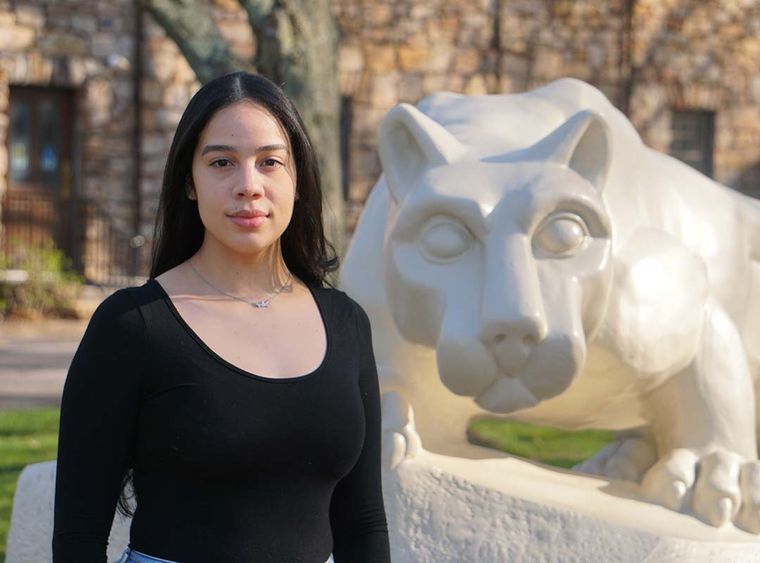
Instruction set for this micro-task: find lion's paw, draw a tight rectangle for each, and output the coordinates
[641,448,760,531]
[574,434,657,482]
[381,391,422,470]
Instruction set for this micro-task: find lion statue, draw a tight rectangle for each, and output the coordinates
[340,78,760,532]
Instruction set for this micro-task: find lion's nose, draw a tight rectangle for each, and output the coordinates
[479,283,547,355]
[479,233,547,371]
[493,332,536,348]
[484,313,544,346]
[485,321,541,375]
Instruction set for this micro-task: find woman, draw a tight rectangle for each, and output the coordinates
[53,71,390,563]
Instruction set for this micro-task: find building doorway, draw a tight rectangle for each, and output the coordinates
[2,86,75,268]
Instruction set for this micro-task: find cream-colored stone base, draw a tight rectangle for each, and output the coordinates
[7,461,129,563]
[383,451,760,563]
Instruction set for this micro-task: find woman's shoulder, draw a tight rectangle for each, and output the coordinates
[95,280,161,311]
[87,281,163,334]
[309,283,370,326]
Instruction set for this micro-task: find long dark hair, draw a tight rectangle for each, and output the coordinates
[149,71,338,284]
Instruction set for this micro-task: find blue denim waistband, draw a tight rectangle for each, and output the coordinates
[119,547,335,563]
[118,548,178,563]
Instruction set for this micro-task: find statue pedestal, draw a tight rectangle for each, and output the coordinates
[10,459,760,562]
[383,451,760,562]
[7,461,130,563]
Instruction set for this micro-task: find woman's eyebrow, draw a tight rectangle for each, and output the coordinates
[256,143,288,152]
[201,144,235,156]
[200,143,288,156]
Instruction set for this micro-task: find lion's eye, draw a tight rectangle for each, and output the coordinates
[534,213,589,257]
[419,221,472,262]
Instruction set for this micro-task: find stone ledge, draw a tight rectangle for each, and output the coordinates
[8,462,130,563]
[383,451,760,562]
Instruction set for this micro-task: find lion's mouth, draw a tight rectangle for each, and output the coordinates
[474,374,539,413]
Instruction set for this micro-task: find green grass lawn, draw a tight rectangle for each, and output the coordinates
[0,408,60,563]
[0,409,614,563]
[468,417,614,468]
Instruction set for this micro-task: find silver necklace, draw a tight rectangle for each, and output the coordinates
[188,259,292,309]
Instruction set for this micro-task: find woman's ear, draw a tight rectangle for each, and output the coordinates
[186,178,197,201]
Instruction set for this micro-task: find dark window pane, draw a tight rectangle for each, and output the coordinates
[39,99,60,187]
[670,110,715,177]
[10,101,32,182]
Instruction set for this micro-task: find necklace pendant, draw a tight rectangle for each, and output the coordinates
[251,299,270,308]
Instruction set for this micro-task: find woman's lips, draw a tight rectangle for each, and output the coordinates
[228,214,267,228]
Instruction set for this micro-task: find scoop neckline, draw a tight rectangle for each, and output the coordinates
[147,278,331,384]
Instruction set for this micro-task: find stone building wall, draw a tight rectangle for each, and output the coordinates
[139,18,199,236]
[0,0,758,276]
[331,0,637,226]
[629,0,760,196]
[0,0,252,274]
[332,0,501,226]
[0,72,8,200]
[0,0,138,223]
[495,0,631,105]
[334,0,760,214]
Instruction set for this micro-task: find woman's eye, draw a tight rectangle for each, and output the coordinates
[260,158,283,169]
[210,158,233,168]
[419,220,472,262]
[533,213,589,257]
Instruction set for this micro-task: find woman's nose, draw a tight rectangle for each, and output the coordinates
[235,165,265,198]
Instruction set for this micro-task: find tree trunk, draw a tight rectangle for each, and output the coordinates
[241,0,344,253]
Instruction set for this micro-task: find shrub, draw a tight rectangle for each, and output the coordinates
[0,240,83,319]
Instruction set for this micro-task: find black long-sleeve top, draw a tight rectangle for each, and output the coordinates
[53,279,390,562]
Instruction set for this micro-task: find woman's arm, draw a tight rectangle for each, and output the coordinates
[53,289,147,562]
[329,303,391,562]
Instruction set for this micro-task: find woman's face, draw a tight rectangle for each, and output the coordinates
[190,101,296,260]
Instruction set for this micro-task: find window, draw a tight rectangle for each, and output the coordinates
[669,110,715,177]
[7,86,72,190]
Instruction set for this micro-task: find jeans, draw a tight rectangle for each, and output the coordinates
[118,547,335,563]
[118,548,177,563]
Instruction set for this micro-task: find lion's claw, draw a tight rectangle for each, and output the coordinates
[640,448,697,511]
[641,447,760,529]
[736,461,760,533]
[381,391,422,470]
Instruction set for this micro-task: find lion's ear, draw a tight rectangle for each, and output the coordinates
[530,110,611,192]
[378,103,466,203]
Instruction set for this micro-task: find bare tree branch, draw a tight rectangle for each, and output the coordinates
[236,0,274,45]
[144,0,249,83]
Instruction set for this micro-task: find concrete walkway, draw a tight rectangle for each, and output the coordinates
[0,319,89,410]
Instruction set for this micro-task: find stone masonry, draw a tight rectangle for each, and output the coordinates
[332,0,760,219]
[0,0,758,276]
